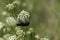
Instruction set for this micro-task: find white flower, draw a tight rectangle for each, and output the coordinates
[5,3,15,10]
[6,17,16,26]
[26,27,33,34]
[8,35,16,40]
[17,10,30,22]
[15,27,21,31]
[16,29,25,37]
[0,22,5,30]
[2,11,8,16]
[29,27,33,31]
[26,31,31,34]
[3,34,10,40]
[35,34,40,39]
[0,38,4,40]
[40,38,49,40]
[16,30,23,36]
[2,11,11,16]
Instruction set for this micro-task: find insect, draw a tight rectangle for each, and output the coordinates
[17,10,30,26]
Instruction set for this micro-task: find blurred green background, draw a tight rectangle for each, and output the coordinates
[0,0,60,40]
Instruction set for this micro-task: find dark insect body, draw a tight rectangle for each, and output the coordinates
[17,22,30,26]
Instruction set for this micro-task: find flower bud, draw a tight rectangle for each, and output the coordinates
[5,3,15,10]
[35,34,40,39]
[2,11,8,16]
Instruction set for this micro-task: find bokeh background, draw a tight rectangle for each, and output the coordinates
[0,0,60,40]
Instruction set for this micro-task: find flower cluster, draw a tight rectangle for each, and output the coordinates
[3,34,10,40]
[35,34,49,40]
[14,27,25,40]
[17,10,30,23]
[5,0,20,10]
[5,3,15,10]
[2,11,8,16]
[8,35,16,40]
[16,29,25,37]
[26,27,33,34]
[6,17,16,26]
[40,38,49,40]
[35,34,40,39]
